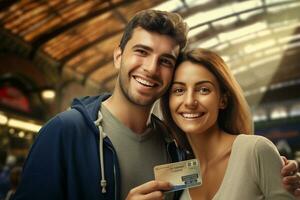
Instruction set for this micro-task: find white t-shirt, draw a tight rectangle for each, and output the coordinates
[180,134,294,200]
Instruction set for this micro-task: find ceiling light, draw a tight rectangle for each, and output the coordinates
[239,9,264,20]
[230,33,256,45]
[287,2,300,9]
[197,37,219,49]
[249,54,281,68]
[244,85,269,97]
[278,34,300,44]
[253,114,268,122]
[215,43,229,51]
[259,86,267,93]
[219,22,267,42]
[0,113,8,125]
[232,65,248,75]
[267,4,287,13]
[270,107,288,119]
[185,0,211,7]
[213,16,238,27]
[232,1,262,12]
[253,108,268,122]
[264,47,281,55]
[9,128,15,134]
[273,21,299,32]
[8,118,41,132]
[290,103,300,117]
[188,25,209,38]
[41,89,56,100]
[244,39,276,54]
[185,5,233,27]
[257,29,272,37]
[18,131,25,138]
[283,41,300,50]
[152,0,183,12]
[270,79,300,90]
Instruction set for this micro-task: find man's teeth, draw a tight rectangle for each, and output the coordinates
[135,77,155,87]
[182,113,201,118]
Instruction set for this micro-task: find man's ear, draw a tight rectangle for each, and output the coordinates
[113,47,122,70]
[219,93,228,109]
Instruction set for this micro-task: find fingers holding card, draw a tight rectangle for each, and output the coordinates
[154,159,202,192]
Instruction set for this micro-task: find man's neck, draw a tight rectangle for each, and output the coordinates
[102,91,152,134]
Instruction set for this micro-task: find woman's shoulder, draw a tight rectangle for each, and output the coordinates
[234,134,278,155]
[236,134,273,145]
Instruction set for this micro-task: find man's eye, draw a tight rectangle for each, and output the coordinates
[160,58,174,68]
[136,49,147,55]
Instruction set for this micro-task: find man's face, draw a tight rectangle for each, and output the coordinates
[114,27,180,107]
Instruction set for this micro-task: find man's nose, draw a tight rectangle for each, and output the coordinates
[143,56,159,75]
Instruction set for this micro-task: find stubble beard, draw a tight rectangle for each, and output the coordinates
[118,74,157,107]
[118,60,165,107]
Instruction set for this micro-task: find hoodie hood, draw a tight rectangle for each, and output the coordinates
[70,94,111,128]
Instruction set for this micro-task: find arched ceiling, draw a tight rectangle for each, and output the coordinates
[0,0,299,107]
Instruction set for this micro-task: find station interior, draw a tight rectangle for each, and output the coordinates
[0,0,300,174]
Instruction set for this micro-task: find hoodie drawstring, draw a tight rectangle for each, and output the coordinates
[94,110,107,194]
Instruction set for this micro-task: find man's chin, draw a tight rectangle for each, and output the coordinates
[129,95,156,107]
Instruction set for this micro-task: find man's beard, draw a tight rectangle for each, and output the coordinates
[118,75,157,107]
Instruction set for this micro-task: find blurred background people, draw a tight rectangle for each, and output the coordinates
[4,166,22,200]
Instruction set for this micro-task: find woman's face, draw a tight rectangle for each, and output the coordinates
[169,61,225,135]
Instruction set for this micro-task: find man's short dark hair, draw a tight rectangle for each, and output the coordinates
[119,10,188,52]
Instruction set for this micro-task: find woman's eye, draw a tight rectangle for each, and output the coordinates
[198,87,210,94]
[172,88,184,95]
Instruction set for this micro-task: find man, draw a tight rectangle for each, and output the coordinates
[13,10,300,200]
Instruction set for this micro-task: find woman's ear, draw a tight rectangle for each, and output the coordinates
[219,93,228,109]
[113,47,122,70]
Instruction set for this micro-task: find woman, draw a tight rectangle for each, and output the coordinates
[161,48,295,199]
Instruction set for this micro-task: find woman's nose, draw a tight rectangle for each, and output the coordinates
[184,92,198,108]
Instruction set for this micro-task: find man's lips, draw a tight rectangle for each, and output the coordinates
[133,76,158,87]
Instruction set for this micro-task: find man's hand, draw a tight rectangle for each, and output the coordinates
[125,180,172,200]
[281,156,300,197]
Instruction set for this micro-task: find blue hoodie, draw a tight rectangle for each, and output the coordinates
[13,94,184,200]
[13,94,121,200]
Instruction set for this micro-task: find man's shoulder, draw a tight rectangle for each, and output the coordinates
[42,109,86,132]
[58,108,83,120]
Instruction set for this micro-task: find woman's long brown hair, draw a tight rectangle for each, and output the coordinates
[160,48,253,157]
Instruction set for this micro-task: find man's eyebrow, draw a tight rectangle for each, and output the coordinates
[132,44,153,51]
[132,44,177,61]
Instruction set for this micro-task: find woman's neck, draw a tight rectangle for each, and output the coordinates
[187,127,237,200]
[187,126,233,167]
